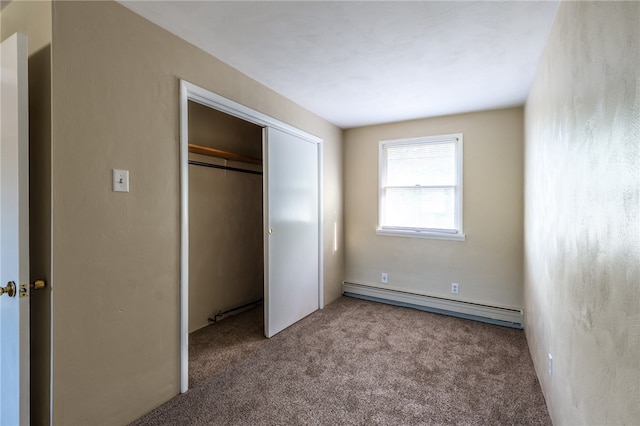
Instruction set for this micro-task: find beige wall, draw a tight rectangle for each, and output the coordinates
[344,107,524,309]
[524,1,639,424]
[188,102,263,332]
[48,1,343,424]
[1,1,52,425]
[1,0,50,54]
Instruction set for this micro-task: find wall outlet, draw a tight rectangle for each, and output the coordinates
[548,353,553,377]
[381,273,388,284]
[451,283,459,294]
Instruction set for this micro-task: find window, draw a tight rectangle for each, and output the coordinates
[378,133,464,241]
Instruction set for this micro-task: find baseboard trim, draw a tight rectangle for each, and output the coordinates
[342,282,523,329]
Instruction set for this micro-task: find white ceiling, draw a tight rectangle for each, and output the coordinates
[119,1,559,129]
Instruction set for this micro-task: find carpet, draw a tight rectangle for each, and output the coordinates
[132,296,550,425]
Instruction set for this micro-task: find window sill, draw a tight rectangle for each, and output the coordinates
[376,227,466,241]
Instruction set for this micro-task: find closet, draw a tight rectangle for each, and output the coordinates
[187,100,264,333]
[180,81,322,389]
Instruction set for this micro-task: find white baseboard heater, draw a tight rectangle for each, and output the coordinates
[342,282,523,329]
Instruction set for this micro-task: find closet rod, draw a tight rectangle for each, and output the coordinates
[188,160,263,176]
[188,143,262,165]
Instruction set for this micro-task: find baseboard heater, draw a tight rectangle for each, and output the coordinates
[342,282,523,329]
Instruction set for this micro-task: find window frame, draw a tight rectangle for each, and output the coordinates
[377,133,465,241]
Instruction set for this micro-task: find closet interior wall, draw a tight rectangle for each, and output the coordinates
[188,100,264,333]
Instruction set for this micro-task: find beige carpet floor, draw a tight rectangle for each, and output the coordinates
[132,296,551,425]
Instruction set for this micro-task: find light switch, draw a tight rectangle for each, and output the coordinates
[113,169,129,192]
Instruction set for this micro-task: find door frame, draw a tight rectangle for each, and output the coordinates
[179,80,324,392]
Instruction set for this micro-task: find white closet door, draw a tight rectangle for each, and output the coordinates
[264,127,319,338]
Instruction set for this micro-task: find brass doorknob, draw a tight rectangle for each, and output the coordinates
[0,281,16,298]
[0,279,46,298]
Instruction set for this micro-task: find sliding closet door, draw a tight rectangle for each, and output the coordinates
[264,127,319,338]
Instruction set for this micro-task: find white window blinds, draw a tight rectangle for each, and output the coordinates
[379,134,463,238]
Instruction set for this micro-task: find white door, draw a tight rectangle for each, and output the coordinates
[0,33,30,426]
[264,127,319,338]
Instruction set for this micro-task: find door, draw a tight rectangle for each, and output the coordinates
[264,127,319,338]
[0,33,30,426]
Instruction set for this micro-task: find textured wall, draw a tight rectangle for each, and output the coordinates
[524,1,639,424]
[50,1,343,424]
[344,107,524,309]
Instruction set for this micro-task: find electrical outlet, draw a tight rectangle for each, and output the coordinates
[451,283,459,294]
[381,273,388,284]
[548,353,553,377]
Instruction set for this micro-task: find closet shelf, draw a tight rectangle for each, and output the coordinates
[188,143,262,165]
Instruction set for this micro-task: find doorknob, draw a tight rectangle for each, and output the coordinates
[0,281,16,297]
[0,279,46,298]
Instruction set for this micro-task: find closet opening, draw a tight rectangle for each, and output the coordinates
[180,80,323,393]
[187,100,265,387]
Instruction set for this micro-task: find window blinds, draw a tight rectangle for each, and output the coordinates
[381,138,459,232]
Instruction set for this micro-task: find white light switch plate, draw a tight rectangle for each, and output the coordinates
[113,169,129,192]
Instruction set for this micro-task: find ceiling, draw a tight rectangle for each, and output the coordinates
[118,1,559,129]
